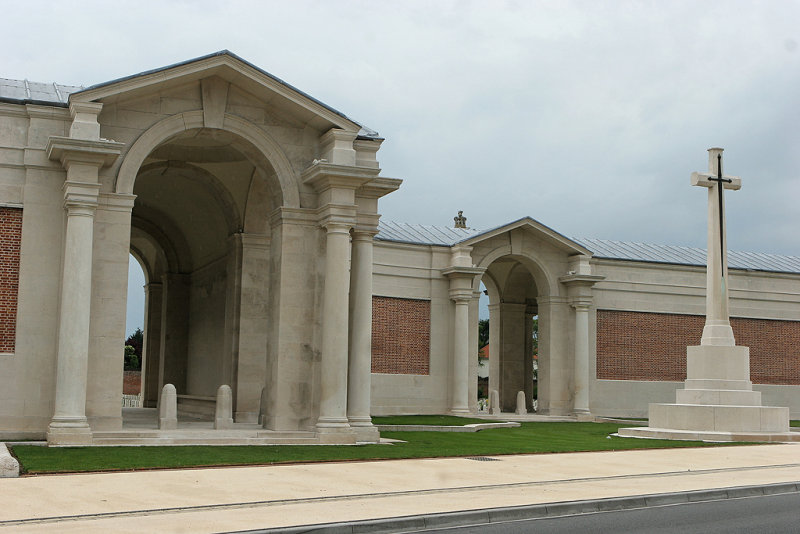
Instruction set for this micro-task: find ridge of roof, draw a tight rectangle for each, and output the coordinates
[0,51,381,139]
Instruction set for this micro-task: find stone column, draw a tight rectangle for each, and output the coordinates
[347,229,379,441]
[142,282,163,408]
[571,299,591,416]
[316,222,353,436]
[487,302,501,405]
[450,293,472,414]
[443,252,482,416]
[45,106,123,445]
[47,182,100,445]
[559,260,603,418]
[159,273,190,395]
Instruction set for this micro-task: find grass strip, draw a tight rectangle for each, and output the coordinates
[371,415,489,425]
[11,422,738,475]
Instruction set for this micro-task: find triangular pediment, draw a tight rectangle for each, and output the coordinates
[69,50,378,139]
[458,217,592,256]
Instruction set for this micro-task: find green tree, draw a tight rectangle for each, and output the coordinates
[125,328,143,361]
[478,319,489,348]
[123,345,140,371]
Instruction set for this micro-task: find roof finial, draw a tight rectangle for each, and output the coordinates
[454,210,467,229]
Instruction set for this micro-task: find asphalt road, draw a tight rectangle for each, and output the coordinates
[414,492,800,534]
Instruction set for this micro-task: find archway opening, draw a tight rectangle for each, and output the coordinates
[123,254,146,406]
[125,126,278,424]
[481,256,540,413]
[477,282,489,411]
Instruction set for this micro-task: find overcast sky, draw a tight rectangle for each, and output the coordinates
[4,0,799,333]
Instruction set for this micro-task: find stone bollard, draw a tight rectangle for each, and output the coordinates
[159,384,177,430]
[258,386,267,427]
[515,391,527,415]
[214,385,234,430]
[489,389,500,415]
[0,443,20,478]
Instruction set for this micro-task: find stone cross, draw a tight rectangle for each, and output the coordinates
[690,148,741,346]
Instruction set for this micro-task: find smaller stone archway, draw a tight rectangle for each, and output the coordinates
[480,257,540,412]
[449,218,598,417]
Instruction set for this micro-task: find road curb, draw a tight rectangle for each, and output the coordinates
[0,443,20,478]
[235,481,800,533]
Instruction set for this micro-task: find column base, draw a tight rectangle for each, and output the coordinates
[316,417,356,444]
[47,417,93,446]
[349,421,381,443]
[450,408,472,416]
[573,410,594,422]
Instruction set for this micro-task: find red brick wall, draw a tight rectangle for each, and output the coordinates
[372,296,430,374]
[0,207,22,353]
[123,371,142,395]
[597,310,800,384]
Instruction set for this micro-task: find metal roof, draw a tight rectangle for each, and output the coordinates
[0,51,380,139]
[0,78,82,106]
[376,221,800,274]
[376,220,481,246]
[575,237,800,274]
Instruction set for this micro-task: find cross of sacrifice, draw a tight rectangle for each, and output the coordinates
[690,147,742,346]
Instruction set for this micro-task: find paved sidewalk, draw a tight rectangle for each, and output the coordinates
[1,444,800,533]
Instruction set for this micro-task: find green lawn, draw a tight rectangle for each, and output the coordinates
[10,422,738,475]
[372,415,489,425]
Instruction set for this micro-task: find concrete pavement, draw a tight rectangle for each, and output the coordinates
[1,443,800,533]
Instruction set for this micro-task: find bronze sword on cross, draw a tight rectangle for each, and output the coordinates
[709,153,732,276]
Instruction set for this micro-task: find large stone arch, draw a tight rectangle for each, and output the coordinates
[114,111,300,208]
[472,244,559,298]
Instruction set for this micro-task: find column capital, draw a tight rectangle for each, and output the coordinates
[63,181,100,213]
[352,228,379,241]
[449,288,474,303]
[570,297,592,311]
[47,136,124,169]
[321,220,353,235]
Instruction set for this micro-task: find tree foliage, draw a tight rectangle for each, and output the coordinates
[123,328,143,371]
[478,319,490,348]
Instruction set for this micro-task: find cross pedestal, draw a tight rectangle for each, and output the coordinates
[619,148,792,442]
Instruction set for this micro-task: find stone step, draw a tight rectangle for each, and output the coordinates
[675,388,761,406]
[92,436,320,446]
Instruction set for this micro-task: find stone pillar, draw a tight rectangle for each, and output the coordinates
[451,294,471,414]
[233,233,270,424]
[443,252,482,416]
[487,302,501,405]
[559,260,603,418]
[159,273,190,395]
[45,108,123,445]
[47,182,100,445]
[571,299,591,416]
[142,282,163,408]
[316,222,353,436]
[347,229,379,442]
[499,302,527,412]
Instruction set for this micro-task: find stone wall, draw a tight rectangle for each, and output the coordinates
[371,296,430,375]
[597,310,800,384]
[0,207,21,353]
